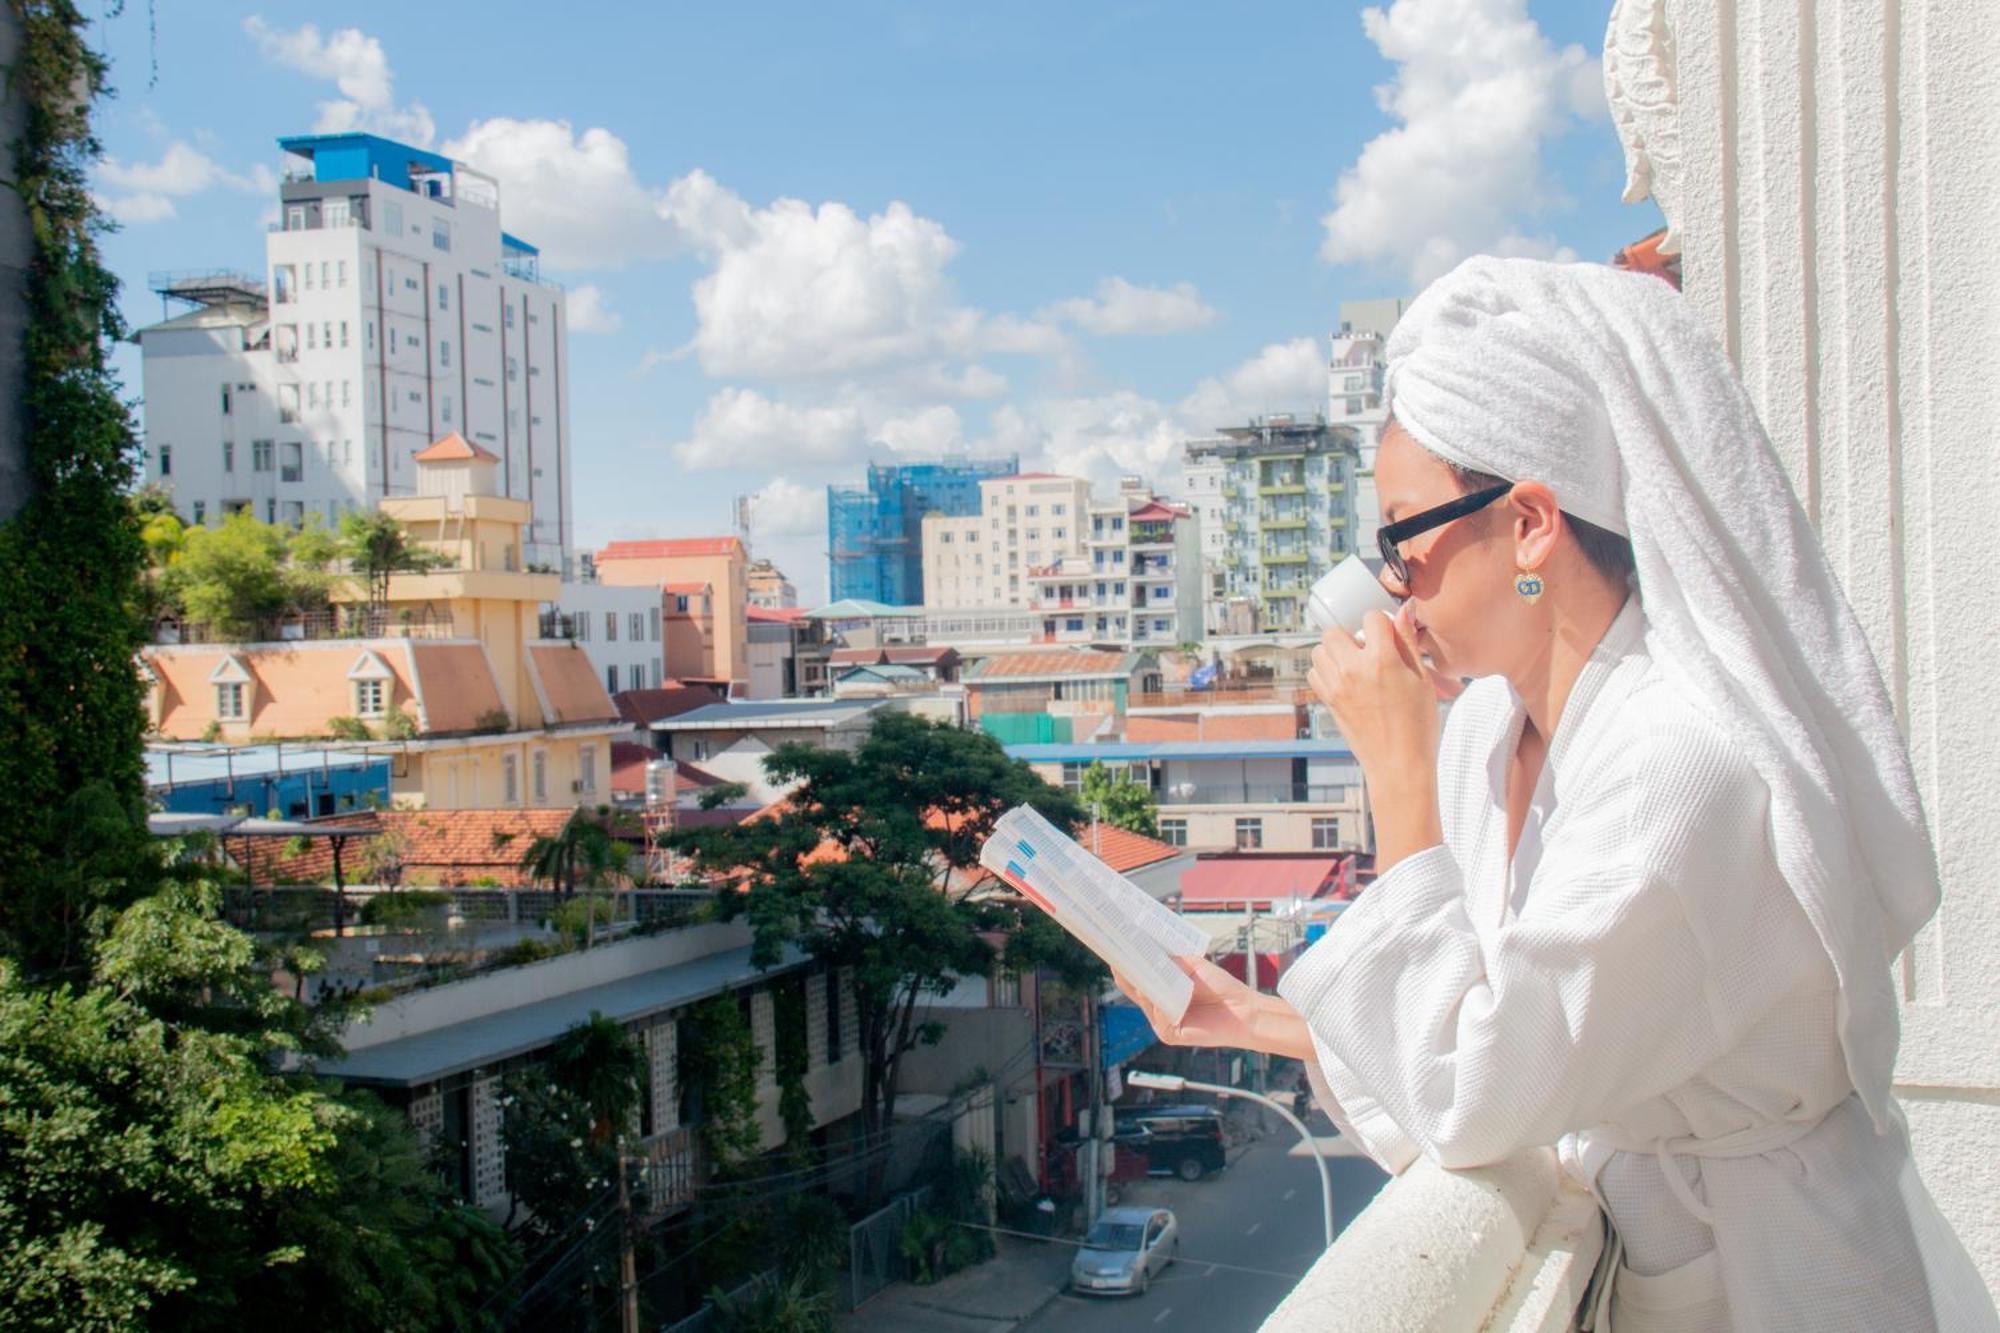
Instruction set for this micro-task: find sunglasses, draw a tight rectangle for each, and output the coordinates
[1376,482,1513,588]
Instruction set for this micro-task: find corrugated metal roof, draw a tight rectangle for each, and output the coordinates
[963,649,1144,681]
[1003,739,1357,763]
[316,943,807,1087]
[146,744,386,789]
[650,698,884,731]
[1180,854,1345,906]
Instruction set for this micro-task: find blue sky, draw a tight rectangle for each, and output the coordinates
[90,0,1657,601]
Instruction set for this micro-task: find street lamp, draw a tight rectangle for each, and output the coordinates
[1125,1069,1334,1251]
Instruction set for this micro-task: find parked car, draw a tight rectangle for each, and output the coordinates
[1069,1206,1179,1296]
[1112,1104,1228,1181]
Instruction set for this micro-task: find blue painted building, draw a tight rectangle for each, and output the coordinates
[147,744,392,818]
[826,456,1019,604]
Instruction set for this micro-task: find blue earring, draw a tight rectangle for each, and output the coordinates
[1514,571,1545,603]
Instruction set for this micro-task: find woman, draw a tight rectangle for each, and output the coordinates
[1116,258,1997,1330]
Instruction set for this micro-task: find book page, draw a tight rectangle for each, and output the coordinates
[980,805,1209,1023]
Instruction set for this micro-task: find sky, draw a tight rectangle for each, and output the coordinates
[89,0,1658,603]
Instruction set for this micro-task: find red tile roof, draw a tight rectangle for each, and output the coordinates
[1179,853,1347,908]
[747,606,807,623]
[527,642,621,725]
[599,537,743,560]
[610,742,727,797]
[615,685,728,726]
[1067,824,1184,874]
[970,649,1132,679]
[414,431,500,463]
[662,582,710,595]
[1127,501,1179,522]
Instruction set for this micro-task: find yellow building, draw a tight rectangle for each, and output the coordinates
[143,434,625,810]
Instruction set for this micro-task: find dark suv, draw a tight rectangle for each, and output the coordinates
[1113,1104,1228,1181]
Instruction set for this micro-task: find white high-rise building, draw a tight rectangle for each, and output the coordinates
[1326,297,1408,545]
[135,133,574,571]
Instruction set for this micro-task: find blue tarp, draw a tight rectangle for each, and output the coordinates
[1100,1001,1158,1070]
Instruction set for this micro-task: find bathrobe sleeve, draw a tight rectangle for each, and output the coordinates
[1277,718,1806,1173]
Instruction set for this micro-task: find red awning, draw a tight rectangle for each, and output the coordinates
[1179,854,1344,908]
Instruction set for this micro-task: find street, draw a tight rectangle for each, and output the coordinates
[1017,1124,1388,1333]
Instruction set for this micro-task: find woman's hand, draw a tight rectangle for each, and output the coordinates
[1109,957,1313,1062]
[1308,602,1446,870]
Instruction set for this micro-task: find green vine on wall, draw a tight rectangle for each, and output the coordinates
[679,995,762,1170]
[0,0,153,976]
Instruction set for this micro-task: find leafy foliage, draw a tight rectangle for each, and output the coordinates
[1079,759,1160,838]
[669,712,1083,1192]
[677,995,763,1169]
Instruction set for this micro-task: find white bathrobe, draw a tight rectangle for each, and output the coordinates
[1279,598,1998,1331]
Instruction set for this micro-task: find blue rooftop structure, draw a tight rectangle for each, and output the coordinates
[278,133,454,189]
[147,744,391,819]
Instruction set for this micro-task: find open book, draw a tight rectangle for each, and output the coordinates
[980,805,1210,1023]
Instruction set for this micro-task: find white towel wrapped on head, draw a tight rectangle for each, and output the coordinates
[1383,256,1938,1133]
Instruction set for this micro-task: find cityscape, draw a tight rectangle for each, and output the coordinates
[4,3,1994,1332]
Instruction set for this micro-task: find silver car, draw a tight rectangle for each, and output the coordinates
[1069,1206,1179,1296]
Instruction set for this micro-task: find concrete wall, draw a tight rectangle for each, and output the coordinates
[1660,0,2000,1283]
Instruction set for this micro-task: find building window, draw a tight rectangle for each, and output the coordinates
[1160,818,1187,847]
[649,608,660,641]
[629,612,644,641]
[651,659,663,687]
[606,664,619,695]
[438,285,450,312]
[277,386,300,424]
[503,302,516,330]
[215,682,245,720]
[604,612,617,642]
[220,384,232,415]
[1311,817,1341,849]
[190,500,205,526]
[503,753,519,806]
[1234,818,1263,851]
[825,970,842,1059]
[532,750,547,803]
[365,321,375,351]
[273,265,295,303]
[354,678,387,717]
[280,442,303,483]
[506,356,519,382]
[158,444,170,476]
[575,614,590,642]
[579,745,597,795]
[674,594,689,614]
[251,440,274,473]
[439,340,451,368]
[383,199,404,237]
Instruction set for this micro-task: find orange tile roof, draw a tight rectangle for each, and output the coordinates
[527,642,620,725]
[1063,823,1183,873]
[1127,501,1179,522]
[746,606,806,623]
[599,537,743,560]
[229,808,586,888]
[408,643,508,732]
[615,685,727,725]
[414,432,501,463]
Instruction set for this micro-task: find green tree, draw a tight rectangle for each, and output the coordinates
[550,1011,645,1144]
[171,511,292,637]
[677,994,763,1170]
[669,713,1083,1191]
[337,509,443,627]
[1078,759,1160,838]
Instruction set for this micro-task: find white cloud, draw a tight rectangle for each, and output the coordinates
[565,284,621,335]
[1040,277,1219,336]
[671,388,867,470]
[746,478,826,541]
[1177,336,1327,431]
[441,119,699,270]
[245,18,435,146]
[873,405,963,454]
[1320,0,1598,286]
[95,141,272,224]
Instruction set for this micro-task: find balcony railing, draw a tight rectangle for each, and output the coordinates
[1258,1150,1602,1332]
[153,607,458,644]
[1159,781,1352,806]
[537,610,579,640]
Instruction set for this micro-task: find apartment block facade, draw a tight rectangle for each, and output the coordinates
[1183,416,1363,634]
[136,132,574,571]
[920,472,1092,609]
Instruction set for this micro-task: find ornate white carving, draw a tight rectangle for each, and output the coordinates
[1604,0,1684,255]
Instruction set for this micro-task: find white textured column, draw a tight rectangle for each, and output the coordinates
[1655,0,2000,1284]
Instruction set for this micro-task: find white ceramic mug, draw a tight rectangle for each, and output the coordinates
[1305,554,1400,639]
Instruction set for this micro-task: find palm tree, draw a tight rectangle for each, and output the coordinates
[517,808,632,948]
[550,1011,645,1144]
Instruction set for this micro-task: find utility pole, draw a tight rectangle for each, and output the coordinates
[1243,901,1263,1097]
[617,1152,639,1333]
